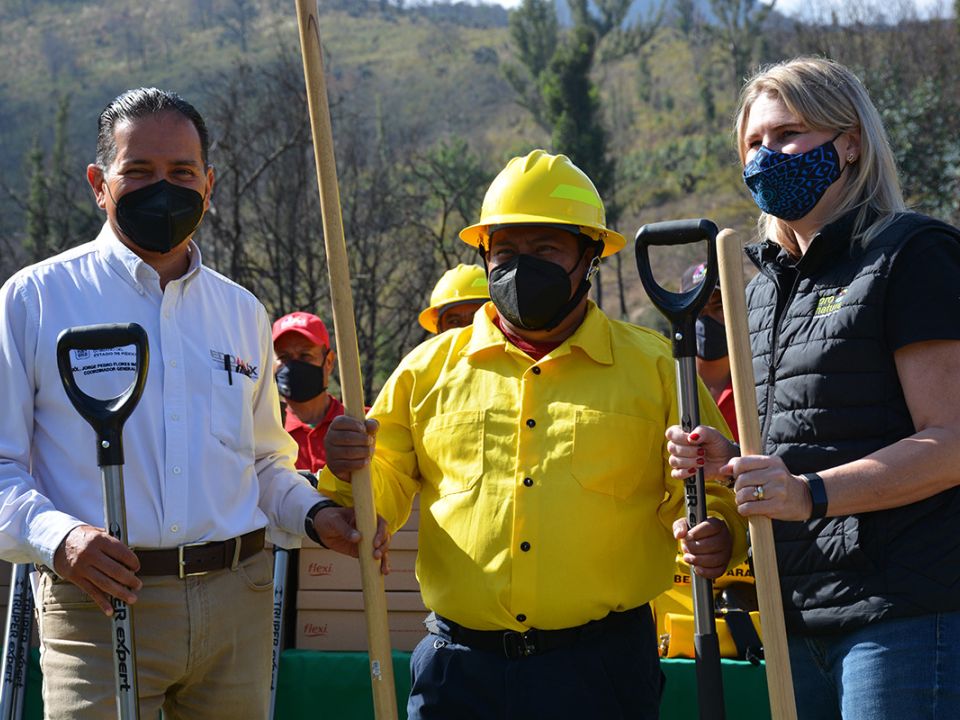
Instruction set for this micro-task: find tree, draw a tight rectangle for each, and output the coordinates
[202,56,324,315]
[502,0,559,129]
[16,97,99,266]
[542,27,614,200]
[401,138,490,271]
[220,0,259,53]
[24,138,49,263]
[568,0,664,61]
[675,0,716,124]
[708,0,776,93]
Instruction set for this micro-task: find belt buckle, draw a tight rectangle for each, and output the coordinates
[502,630,536,659]
[178,542,209,579]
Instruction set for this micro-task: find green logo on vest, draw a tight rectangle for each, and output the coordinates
[814,288,848,317]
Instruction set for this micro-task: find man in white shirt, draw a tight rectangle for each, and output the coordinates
[0,88,368,718]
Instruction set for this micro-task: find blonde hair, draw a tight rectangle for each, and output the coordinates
[734,57,905,256]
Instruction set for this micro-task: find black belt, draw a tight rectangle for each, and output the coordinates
[136,528,265,578]
[426,605,650,660]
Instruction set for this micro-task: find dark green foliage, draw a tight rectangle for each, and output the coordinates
[541,26,615,214]
[878,77,960,224]
[24,139,49,263]
[503,0,559,128]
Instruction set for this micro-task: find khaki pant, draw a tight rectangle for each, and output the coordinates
[37,549,274,720]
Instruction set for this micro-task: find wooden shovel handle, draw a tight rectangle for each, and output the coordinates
[717,229,797,720]
[294,2,398,718]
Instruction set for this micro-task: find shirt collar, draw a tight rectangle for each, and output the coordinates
[464,301,613,366]
[283,395,343,432]
[96,221,203,295]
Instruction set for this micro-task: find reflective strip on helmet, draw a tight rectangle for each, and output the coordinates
[549,183,603,209]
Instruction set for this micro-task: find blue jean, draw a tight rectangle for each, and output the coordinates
[788,610,960,720]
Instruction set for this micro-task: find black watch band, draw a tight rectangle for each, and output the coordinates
[305,499,340,547]
[801,473,829,520]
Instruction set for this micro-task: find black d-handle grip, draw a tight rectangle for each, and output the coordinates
[635,219,718,357]
[56,323,150,467]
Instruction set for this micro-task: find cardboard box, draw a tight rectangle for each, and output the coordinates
[295,590,428,651]
[299,530,419,591]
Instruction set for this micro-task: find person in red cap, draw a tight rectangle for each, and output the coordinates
[272,311,343,472]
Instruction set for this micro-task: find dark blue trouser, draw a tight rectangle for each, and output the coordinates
[407,606,663,720]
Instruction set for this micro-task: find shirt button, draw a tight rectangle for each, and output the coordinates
[523,477,534,487]
[171,413,180,421]
[516,613,527,623]
[531,366,541,375]
[526,419,536,428]
[170,360,178,368]
[520,541,531,552]
[172,466,182,475]
[170,524,180,533]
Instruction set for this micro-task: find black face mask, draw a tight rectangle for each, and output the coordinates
[276,358,327,403]
[115,180,205,254]
[488,253,593,331]
[695,315,728,361]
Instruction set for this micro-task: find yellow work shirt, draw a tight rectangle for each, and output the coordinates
[319,301,746,631]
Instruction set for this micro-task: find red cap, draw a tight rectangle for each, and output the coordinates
[272,311,330,348]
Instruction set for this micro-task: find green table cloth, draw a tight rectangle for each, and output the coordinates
[275,650,772,719]
[22,647,772,718]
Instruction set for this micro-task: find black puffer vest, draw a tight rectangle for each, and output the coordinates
[745,211,960,635]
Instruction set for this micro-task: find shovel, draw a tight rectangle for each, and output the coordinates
[635,218,725,720]
[269,470,319,719]
[0,563,34,720]
[56,323,149,720]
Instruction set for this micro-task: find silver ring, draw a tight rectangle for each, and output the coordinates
[753,485,765,500]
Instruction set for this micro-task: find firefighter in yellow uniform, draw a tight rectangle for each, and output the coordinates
[418,264,489,334]
[317,150,747,720]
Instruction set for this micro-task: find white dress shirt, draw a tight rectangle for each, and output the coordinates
[0,223,320,568]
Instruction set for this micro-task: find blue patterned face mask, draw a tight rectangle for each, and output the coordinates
[742,135,843,221]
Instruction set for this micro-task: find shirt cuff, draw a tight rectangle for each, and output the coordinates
[317,466,355,506]
[269,478,330,550]
[29,510,85,571]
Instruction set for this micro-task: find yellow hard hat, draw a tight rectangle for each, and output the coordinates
[459,149,625,257]
[418,264,490,333]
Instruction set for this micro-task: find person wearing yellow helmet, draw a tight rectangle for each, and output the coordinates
[418,264,489,334]
[316,150,745,719]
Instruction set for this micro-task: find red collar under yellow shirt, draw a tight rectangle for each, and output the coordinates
[319,302,746,631]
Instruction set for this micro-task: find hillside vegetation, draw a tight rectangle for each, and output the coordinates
[1,0,957,390]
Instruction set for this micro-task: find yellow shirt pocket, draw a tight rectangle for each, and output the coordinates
[571,409,659,500]
[418,410,484,497]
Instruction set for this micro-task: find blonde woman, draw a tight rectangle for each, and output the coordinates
[668,57,960,719]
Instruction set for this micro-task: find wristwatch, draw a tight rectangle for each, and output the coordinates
[801,473,829,520]
[305,499,340,547]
